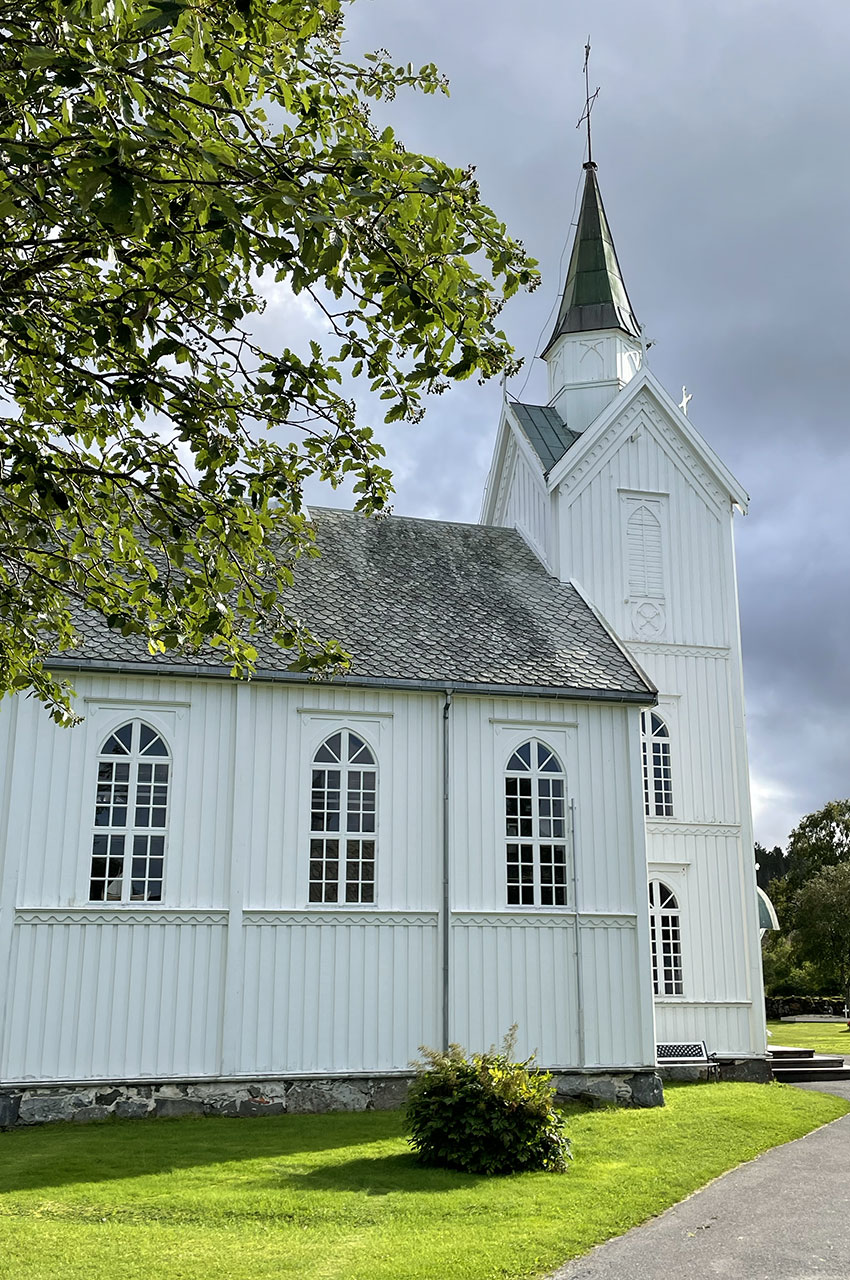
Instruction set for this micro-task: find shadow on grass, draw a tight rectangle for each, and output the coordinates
[271,1151,485,1194]
[0,1110,406,1196]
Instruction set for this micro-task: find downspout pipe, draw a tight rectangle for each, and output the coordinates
[441,687,453,1052]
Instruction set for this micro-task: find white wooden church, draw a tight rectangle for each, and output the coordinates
[0,158,767,1106]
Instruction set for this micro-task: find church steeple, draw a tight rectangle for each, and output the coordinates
[542,162,641,355]
[541,162,644,432]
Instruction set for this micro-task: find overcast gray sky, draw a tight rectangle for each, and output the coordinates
[266,0,850,851]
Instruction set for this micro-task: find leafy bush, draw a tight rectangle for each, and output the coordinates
[406,1029,571,1175]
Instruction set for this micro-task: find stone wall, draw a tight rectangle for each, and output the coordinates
[0,1076,411,1130]
[0,1068,665,1128]
[765,995,848,1020]
[552,1070,663,1109]
[657,1057,773,1085]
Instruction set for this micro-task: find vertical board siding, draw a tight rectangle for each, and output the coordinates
[244,685,440,912]
[502,447,550,565]
[655,1002,752,1056]
[545,390,761,1057]
[558,394,731,650]
[640,651,738,823]
[3,919,225,1080]
[450,920,579,1066]
[0,674,659,1079]
[579,923,645,1067]
[450,697,641,916]
[239,919,439,1073]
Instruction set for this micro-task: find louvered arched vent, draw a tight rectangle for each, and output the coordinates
[626,503,664,599]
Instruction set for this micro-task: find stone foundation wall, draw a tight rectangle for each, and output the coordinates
[0,1076,411,1130]
[552,1070,664,1109]
[0,1067,665,1128]
[657,1057,773,1085]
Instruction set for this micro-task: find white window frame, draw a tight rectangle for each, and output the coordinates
[649,878,684,997]
[307,727,379,906]
[88,718,171,905]
[642,710,674,818]
[504,738,570,909]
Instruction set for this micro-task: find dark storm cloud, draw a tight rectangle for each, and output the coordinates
[282,0,850,847]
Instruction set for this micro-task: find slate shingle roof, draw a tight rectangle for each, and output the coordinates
[511,402,581,472]
[54,508,654,701]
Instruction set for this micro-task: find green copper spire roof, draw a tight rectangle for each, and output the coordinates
[542,163,640,355]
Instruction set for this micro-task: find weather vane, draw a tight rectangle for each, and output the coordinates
[576,37,599,169]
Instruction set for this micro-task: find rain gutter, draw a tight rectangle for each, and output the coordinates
[441,687,453,1052]
[48,659,655,706]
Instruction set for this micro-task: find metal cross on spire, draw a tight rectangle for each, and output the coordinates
[576,37,600,169]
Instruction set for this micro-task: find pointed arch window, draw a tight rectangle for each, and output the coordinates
[504,740,568,907]
[627,503,664,599]
[649,880,683,995]
[89,721,170,903]
[309,730,377,904]
[642,711,673,817]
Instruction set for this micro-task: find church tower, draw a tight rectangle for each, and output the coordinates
[482,146,767,1066]
[541,162,643,433]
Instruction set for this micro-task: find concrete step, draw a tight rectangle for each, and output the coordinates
[773,1052,850,1082]
[769,1046,815,1060]
[773,1067,850,1082]
[771,1055,846,1071]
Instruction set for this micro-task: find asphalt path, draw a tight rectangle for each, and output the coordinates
[549,1107,850,1280]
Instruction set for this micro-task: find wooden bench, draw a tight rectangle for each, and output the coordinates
[656,1041,720,1080]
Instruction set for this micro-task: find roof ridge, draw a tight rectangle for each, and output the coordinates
[308,506,523,535]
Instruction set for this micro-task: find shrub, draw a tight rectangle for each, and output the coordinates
[406,1029,571,1176]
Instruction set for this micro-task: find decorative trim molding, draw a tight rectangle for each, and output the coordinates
[14,909,228,927]
[243,910,438,927]
[646,822,741,838]
[490,718,578,729]
[451,911,636,929]
[492,433,517,525]
[296,708,395,719]
[628,641,730,659]
[578,915,637,930]
[82,697,192,709]
[556,417,624,497]
[655,999,752,1008]
[450,911,576,929]
[640,397,726,508]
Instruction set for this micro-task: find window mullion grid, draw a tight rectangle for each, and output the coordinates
[122,758,141,905]
[532,765,542,907]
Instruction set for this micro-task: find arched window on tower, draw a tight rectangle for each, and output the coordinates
[649,880,683,996]
[504,740,568,907]
[89,720,170,903]
[641,710,673,817]
[309,730,377,904]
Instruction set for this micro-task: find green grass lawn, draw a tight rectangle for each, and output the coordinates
[767,1019,850,1056]
[0,1083,845,1280]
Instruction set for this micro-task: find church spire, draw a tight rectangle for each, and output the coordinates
[541,162,641,357]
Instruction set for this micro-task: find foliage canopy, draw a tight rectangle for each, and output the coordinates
[760,799,850,997]
[406,1030,571,1176]
[0,0,537,720]
[793,862,850,1003]
[784,799,850,890]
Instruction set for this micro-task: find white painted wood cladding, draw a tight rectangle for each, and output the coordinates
[491,371,765,1059]
[0,676,657,1083]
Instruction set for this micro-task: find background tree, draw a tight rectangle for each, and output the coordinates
[793,862,850,1004]
[0,0,537,721]
[760,799,850,997]
[785,799,850,890]
[754,841,786,890]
